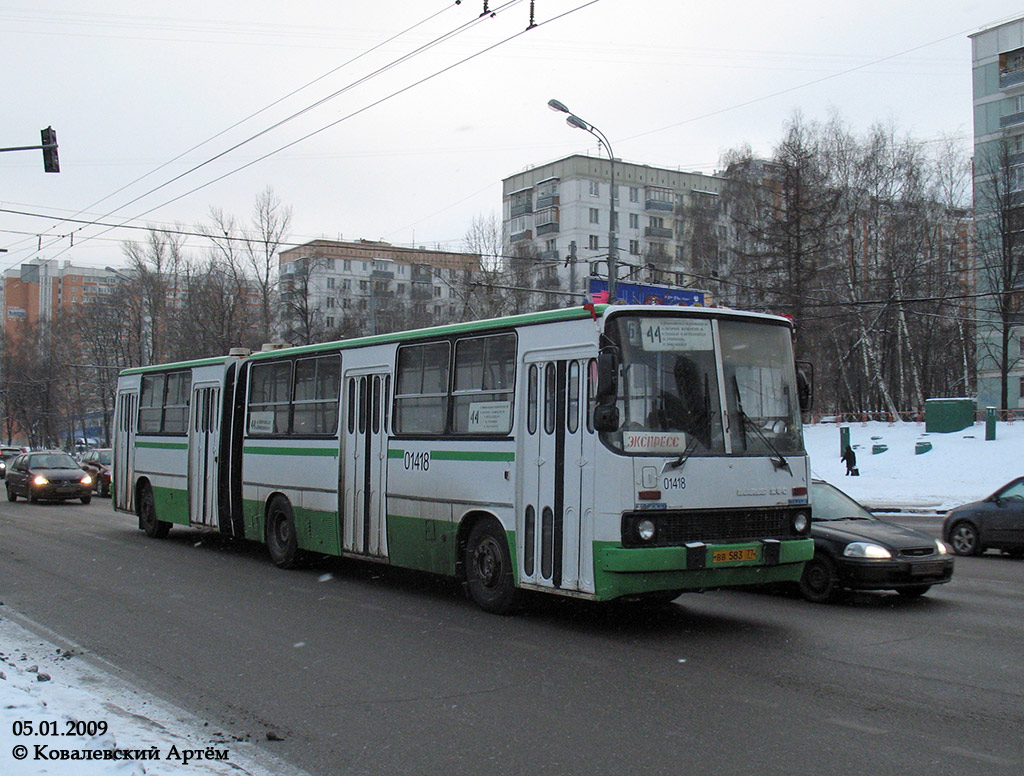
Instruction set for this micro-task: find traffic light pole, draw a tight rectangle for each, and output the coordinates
[0,127,60,172]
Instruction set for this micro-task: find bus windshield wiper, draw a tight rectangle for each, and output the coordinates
[732,376,791,474]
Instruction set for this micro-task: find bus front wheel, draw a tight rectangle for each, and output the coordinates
[266,497,299,569]
[138,484,170,538]
[465,518,518,615]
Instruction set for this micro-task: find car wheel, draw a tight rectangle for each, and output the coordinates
[799,555,841,603]
[948,522,980,556]
[464,518,518,614]
[896,584,931,598]
[266,496,299,568]
[138,483,170,538]
[6,484,16,502]
[81,495,92,505]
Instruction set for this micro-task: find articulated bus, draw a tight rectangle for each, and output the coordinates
[113,304,814,612]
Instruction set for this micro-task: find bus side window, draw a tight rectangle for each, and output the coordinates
[544,363,556,435]
[527,364,538,435]
[394,342,450,435]
[567,361,580,434]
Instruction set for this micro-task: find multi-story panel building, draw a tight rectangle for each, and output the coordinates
[277,239,481,337]
[971,17,1024,409]
[501,154,726,297]
[2,259,120,336]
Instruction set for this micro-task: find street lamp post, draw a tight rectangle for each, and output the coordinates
[548,98,617,302]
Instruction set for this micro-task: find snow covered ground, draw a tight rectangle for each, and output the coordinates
[2,419,1019,774]
[804,419,1024,511]
[0,613,305,776]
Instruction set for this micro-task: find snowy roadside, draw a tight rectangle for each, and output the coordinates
[0,612,307,776]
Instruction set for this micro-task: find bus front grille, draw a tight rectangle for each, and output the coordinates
[621,507,801,547]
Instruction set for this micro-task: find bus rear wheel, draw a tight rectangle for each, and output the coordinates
[465,518,518,615]
[266,497,299,569]
[138,483,170,538]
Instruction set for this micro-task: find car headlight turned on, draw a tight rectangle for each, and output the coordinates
[81,475,93,486]
[844,542,892,559]
[792,510,810,535]
[32,475,49,486]
[935,539,949,555]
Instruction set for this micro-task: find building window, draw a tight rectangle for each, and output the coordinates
[589,180,600,197]
[629,240,640,255]
[343,260,351,272]
[326,277,335,289]
[629,187,639,202]
[589,208,599,224]
[545,239,557,254]
[327,297,335,308]
[629,213,639,229]
[588,235,600,250]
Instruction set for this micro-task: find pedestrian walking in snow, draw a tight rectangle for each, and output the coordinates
[842,445,857,476]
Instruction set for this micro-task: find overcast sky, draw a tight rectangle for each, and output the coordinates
[1,0,1021,271]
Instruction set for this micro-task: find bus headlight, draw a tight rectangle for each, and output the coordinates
[792,511,810,534]
[637,518,657,543]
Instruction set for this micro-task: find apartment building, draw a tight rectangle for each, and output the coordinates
[501,154,726,297]
[277,239,482,336]
[971,16,1024,409]
[2,259,119,337]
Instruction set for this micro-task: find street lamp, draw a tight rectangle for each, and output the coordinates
[548,98,617,302]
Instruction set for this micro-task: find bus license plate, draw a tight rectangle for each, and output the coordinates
[712,548,758,564]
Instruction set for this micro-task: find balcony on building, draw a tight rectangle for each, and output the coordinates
[511,229,534,242]
[1000,47,1024,89]
[539,248,560,260]
[509,187,534,217]
[644,226,673,239]
[1001,112,1024,129]
[645,188,674,212]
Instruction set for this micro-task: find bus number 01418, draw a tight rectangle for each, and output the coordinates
[404,451,430,471]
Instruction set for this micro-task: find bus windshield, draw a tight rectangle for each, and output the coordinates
[602,314,802,456]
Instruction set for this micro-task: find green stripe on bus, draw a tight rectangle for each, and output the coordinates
[387,449,514,462]
[136,441,188,450]
[244,446,338,457]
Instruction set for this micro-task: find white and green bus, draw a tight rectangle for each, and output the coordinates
[113,304,813,612]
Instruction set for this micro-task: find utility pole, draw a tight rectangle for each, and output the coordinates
[0,127,60,172]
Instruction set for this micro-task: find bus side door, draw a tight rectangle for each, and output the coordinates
[342,370,389,558]
[519,352,596,594]
[188,383,221,527]
[114,389,137,513]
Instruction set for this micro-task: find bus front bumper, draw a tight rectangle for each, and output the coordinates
[592,537,814,600]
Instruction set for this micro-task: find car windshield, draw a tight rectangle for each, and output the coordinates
[28,453,79,469]
[811,482,875,521]
[97,450,112,465]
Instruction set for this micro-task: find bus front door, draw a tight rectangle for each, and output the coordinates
[519,354,596,594]
[188,384,221,527]
[342,371,389,558]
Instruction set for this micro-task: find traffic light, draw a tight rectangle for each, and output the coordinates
[41,126,59,173]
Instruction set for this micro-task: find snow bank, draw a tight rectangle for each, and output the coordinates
[804,419,1024,511]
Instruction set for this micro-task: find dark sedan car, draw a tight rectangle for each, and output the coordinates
[943,478,1024,557]
[798,480,954,603]
[5,451,93,504]
[79,448,112,496]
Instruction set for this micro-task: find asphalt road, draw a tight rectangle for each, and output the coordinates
[1,498,1021,776]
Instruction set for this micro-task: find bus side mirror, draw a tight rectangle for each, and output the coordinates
[593,404,620,433]
[796,360,813,412]
[596,350,618,401]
